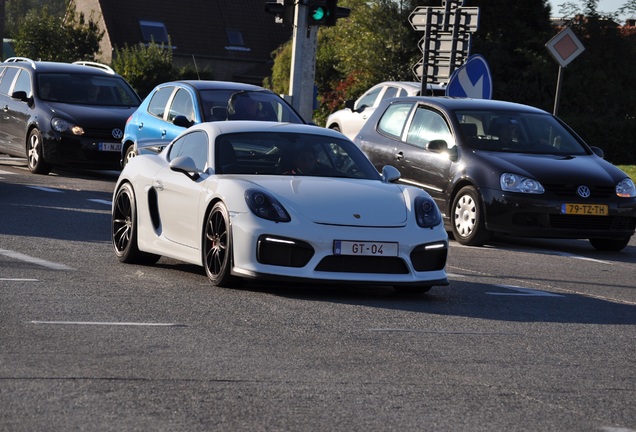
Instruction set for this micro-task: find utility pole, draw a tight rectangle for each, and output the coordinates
[289,2,318,122]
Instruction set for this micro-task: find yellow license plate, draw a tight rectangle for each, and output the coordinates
[561,203,608,216]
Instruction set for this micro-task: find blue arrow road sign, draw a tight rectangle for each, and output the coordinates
[446,54,492,99]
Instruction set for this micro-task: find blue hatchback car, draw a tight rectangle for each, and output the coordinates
[121,80,307,167]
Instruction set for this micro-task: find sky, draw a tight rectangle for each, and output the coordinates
[548,0,629,18]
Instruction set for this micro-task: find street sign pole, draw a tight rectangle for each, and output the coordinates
[289,3,318,121]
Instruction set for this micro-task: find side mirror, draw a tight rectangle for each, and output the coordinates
[11,90,32,104]
[590,146,604,158]
[344,99,355,111]
[173,115,194,128]
[169,155,200,180]
[426,139,448,153]
[381,165,401,183]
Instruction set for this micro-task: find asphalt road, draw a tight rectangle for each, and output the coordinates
[1,156,635,432]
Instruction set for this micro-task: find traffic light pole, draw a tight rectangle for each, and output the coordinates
[289,2,318,122]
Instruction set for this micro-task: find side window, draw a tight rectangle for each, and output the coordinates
[406,107,453,149]
[168,130,208,171]
[377,102,414,139]
[147,86,174,119]
[13,70,32,97]
[354,87,381,111]
[0,67,19,96]
[382,86,398,100]
[167,88,194,123]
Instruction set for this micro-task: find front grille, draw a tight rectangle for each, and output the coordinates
[544,184,615,199]
[82,127,122,140]
[549,214,636,230]
[410,244,447,272]
[315,255,409,274]
[257,235,314,267]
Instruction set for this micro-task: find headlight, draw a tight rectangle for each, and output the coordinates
[414,196,442,228]
[500,173,545,194]
[245,189,291,222]
[616,178,636,198]
[51,117,84,135]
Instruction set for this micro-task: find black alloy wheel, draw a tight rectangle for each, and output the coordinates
[203,202,241,287]
[112,182,160,264]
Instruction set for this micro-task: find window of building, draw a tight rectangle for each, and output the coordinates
[139,20,169,44]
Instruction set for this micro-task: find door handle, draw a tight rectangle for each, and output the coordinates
[161,129,167,137]
[395,151,404,161]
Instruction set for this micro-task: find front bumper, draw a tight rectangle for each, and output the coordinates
[482,188,636,239]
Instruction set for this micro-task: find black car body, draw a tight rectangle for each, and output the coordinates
[120,80,307,167]
[355,96,636,251]
[0,58,141,174]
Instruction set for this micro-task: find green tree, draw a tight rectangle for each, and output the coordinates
[111,41,178,98]
[13,4,103,62]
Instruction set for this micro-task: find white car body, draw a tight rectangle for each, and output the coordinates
[112,121,448,290]
[326,81,446,141]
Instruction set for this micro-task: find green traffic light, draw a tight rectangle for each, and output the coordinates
[311,6,327,22]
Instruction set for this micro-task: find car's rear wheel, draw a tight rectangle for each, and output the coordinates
[451,186,491,246]
[203,202,241,287]
[27,129,51,175]
[112,182,160,264]
[589,237,630,251]
[330,125,341,133]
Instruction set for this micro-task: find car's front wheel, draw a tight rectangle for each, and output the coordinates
[122,145,136,168]
[112,182,160,264]
[589,237,630,251]
[203,202,241,287]
[451,186,491,246]
[27,129,51,175]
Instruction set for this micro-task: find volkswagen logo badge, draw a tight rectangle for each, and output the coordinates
[577,185,591,198]
[112,128,123,140]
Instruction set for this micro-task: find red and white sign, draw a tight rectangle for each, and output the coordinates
[545,27,585,68]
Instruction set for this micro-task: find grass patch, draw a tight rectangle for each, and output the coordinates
[616,165,636,181]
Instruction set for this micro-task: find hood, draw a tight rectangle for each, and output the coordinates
[478,152,625,185]
[46,102,137,128]
[247,177,408,227]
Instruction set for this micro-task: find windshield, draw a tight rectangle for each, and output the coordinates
[455,110,589,155]
[215,131,381,179]
[37,73,140,106]
[199,89,304,123]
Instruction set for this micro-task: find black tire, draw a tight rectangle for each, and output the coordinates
[589,237,630,251]
[27,129,52,175]
[112,182,160,264]
[123,144,136,168]
[451,186,491,246]
[203,202,241,287]
[330,125,341,133]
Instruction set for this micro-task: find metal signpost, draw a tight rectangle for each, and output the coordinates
[545,27,585,116]
[409,0,479,95]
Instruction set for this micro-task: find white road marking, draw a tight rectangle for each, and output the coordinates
[0,169,15,175]
[487,285,565,297]
[0,278,39,281]
[31,321,186,327]
[27,186,63,193]
[89,199,112,206]
[0,249,75,271]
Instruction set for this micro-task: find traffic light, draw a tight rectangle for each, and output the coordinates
[307,0,351,27]
[307,0,329,26]
[264,0,294,26]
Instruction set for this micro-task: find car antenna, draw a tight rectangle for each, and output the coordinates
[192,55,201,80]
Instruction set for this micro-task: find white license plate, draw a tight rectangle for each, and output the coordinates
[98,142,122,152]
[333,240,399,256]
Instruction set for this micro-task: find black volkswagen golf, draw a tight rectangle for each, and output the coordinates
[354,97,636,251]
[0,58,141,174]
